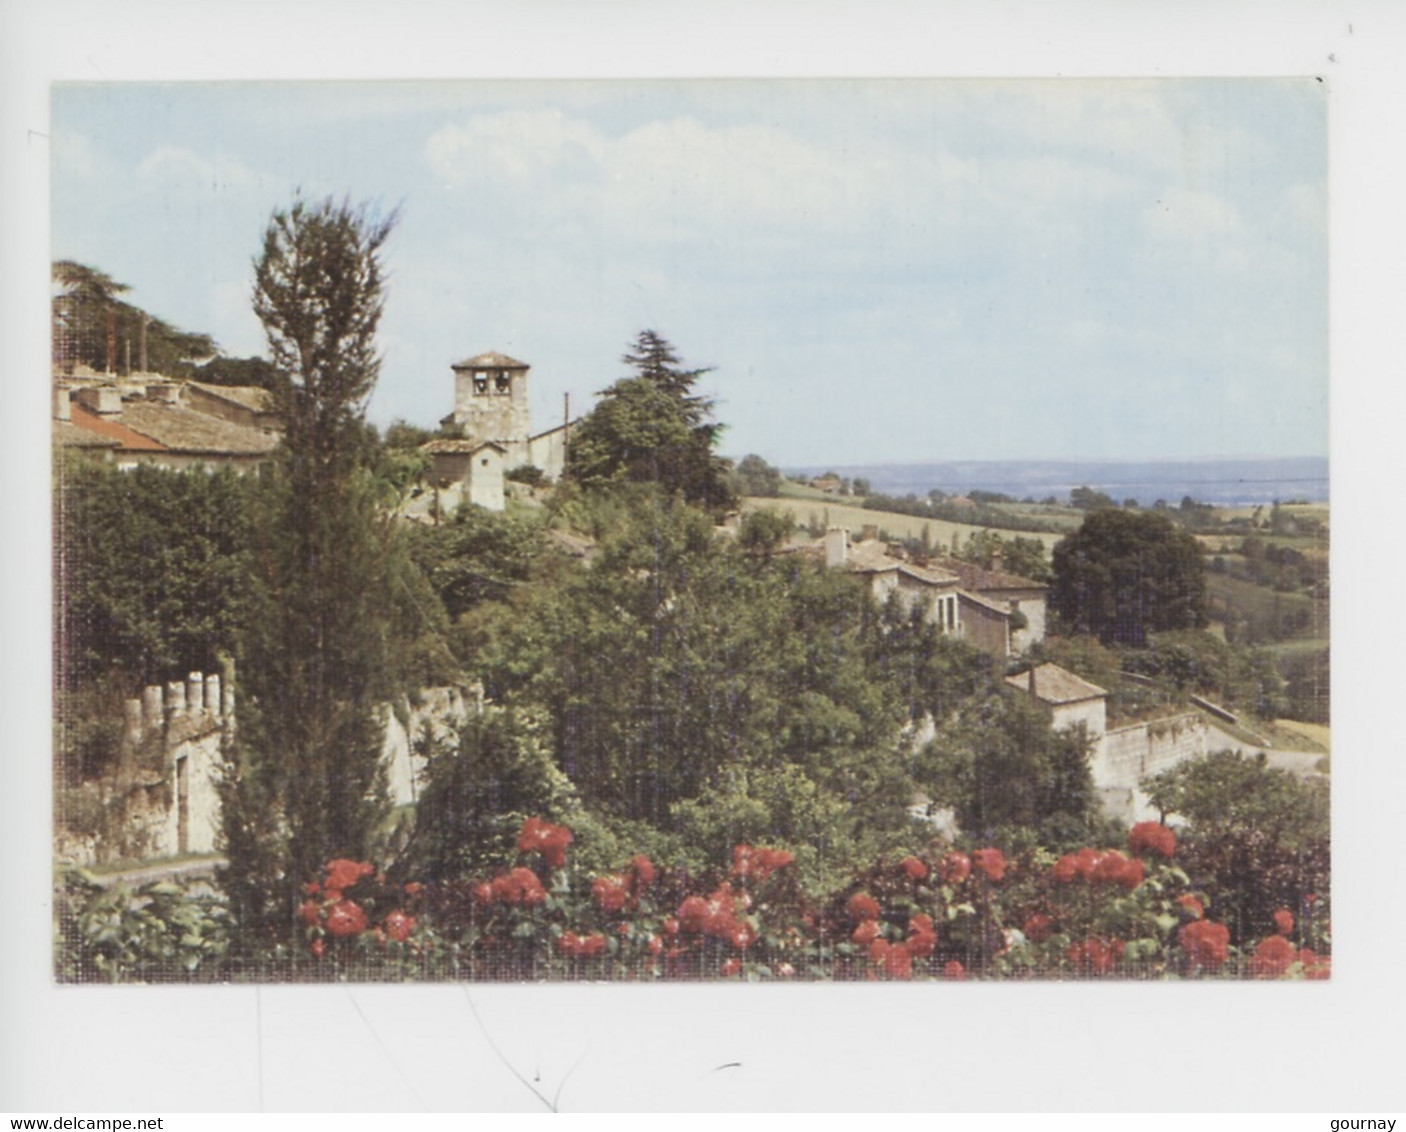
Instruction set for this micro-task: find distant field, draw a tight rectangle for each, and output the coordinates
[743,496,1067,554]
[1204,571,1329,641]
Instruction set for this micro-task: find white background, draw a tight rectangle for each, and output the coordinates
[3,0,1403,1113]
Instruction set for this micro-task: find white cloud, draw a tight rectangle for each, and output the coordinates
[136,145,260,191]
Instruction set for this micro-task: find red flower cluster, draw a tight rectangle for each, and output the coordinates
[677,883,756,949]
[1179,918,1230,971]
[847,891,881,923]
[906,913,938,958]
[1023,913,1054,943]
[900,856,928,881]
[1067,936,1125,977]
[852,919,882,945]
[1177,894,1205,920]
[942,960,966,981]
[382,910,416,944]
[324,899,369,938]
[592,875,630,914]
[1051,847,1143,890]
[517,817,573,869]
[1248,934,1297,978]
[869,938,914,979]
[971,848,1007,882]
[322,858,375,896]
[1128,821,1177,859]
[556,931,608,958]
[1273,907,1295,936]
[488,866,548,907]
[730,844,796,883]
[939,852,971,885]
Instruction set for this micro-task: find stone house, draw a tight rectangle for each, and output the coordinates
[931,554,1048,654]
[808,528,1019,658]
[421,439,508,512]
[53,375,280,471]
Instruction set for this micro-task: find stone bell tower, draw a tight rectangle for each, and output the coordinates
[449,351,532,467]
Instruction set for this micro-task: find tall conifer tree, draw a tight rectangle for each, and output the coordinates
[220,196,402,937]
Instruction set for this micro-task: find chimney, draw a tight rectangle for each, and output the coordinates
[74,386,122,416]
[990,550,1004,574]
[53,385,71,422]
[1028,664,1039,702]
[824,527,849,567]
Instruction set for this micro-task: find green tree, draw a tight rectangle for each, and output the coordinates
[917,691,1100,845]
[1069,485,1117,511]
[1050,509,1206,646]
[52,261,216,376]
[568,330,736,512]
[220,195,411,939]
[55,458,251,690]
[732,453,784,497]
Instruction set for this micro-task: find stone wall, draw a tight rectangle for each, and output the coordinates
[1091,712,1211,824]
[57,671,231,867]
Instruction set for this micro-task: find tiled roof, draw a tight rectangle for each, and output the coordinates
[420,438,507,454]
[186,382,276,413]
[53,419,120,449]
[932,556,1047,593]
[452,351,529,370]
[957,589,1013,617]
[1006,663,1107,704]
[846,540,961,586]
[64,404,167,452]
[118,402,279,456]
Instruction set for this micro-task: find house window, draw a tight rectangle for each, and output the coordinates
[495,374,511,394]
[481,457,489,466]
[473,374,488,394]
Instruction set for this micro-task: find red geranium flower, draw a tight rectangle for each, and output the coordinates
[677,896,709,934]
[1128,821,1177,859]
[1068,936,1124,977]
[1177,894,1205,920]
[579,933,607,957]
[847,891,881,923]
[729,923,758,951]
[517,816,574,869]
[971,848,1007,882]
[1023,913,1054,943]
[382,910,415,944]
[1249,934,1297,978]
[852,919,882,945]
[309,937,325,959]
[901,856,928,881]
[906,927,938,958]
[1273,908,1295,936]
[732,844,796,882]
[942,960,966,981]
[1051,854,1080,884]
[303,881,321,896]
[1179,918,1230,971]
[324,858,374,893]
[403,882,424,896]
[491,867,547,907]
[592,875,630,915]
[663,916,680,937]
[721,958,743,977]
[884,942,914,980]
[939,852,971,885]
[472,881,494,906]
[298,900,322,928]
[1091,850,1143,890]
[909,913,935,936]
[325,899,368,938]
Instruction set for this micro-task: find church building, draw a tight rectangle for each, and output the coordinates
[422,350,576,511]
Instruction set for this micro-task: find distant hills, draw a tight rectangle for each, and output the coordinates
[780,457,1328,508]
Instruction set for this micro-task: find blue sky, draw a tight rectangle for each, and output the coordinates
[50,78,1327,465]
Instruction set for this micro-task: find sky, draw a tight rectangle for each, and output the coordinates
[49,78,1328,466]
